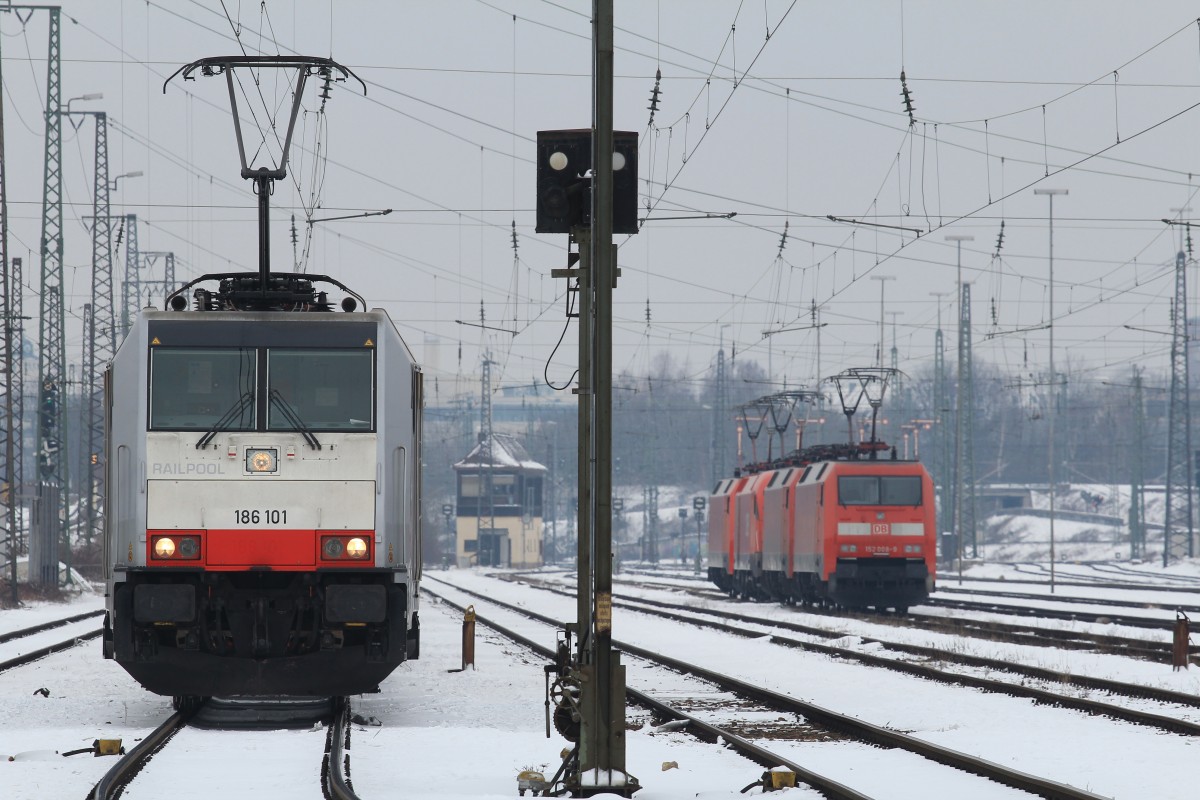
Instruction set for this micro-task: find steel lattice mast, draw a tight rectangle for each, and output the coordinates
[0,23,16,604]
[32,6,64,587]
[119,213,139,339]
[82,111,114,547]
[1163,250,1193,565]
[956,281,977,558]
[1129,367,1146,561]
[710,340,727,484]
[479,354,495,541]
[9,257,23,559]
[139,251,176,307]
[931,295,950,546]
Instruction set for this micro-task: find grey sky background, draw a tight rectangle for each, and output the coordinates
[4,1,1200,405]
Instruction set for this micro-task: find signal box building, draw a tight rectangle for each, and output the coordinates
[453,433,546,568]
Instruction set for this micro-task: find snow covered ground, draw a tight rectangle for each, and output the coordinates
[0,588,771,800]
[1,558,1198,799]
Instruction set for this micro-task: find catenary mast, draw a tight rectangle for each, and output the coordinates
[32,5,65,587]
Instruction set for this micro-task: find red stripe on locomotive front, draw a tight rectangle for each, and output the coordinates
[145,529,375,570]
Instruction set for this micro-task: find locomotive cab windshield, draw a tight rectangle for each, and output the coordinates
[150,344,375,436]
[837,475,922,506]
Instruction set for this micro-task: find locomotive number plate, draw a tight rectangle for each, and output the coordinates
[234,509,289,525]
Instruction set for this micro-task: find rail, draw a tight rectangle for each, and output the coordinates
[324,696,362,800]
[496,574,1200,734]
[0,628,102,675]
[424,578,1113,800]
[90,708,191,800]
[0,609,104,644]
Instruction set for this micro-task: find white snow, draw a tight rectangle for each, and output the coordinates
[1,559,1198,799]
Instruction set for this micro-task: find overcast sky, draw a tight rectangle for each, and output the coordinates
[4,1,1200,405]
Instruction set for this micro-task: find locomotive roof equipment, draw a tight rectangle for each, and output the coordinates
[163,56,366,309]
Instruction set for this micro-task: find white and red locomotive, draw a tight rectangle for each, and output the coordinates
[708,442,936,612]
[102,274,423,700]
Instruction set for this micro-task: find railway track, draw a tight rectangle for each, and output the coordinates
[0,609,104,644]
[488,574,1200,732]
[425,577,1112,800]
[1015,563,1200,587]
[619,562,1200,599]
[86,696,360,800]
[936,585,1200,615]
[0,613,103,676]
[925,594,1188,632]
[325,697,361,800]
[904,609,1196,664]
[88,706,191,800]
[598,571,1199,663]
[578,571,1200,664]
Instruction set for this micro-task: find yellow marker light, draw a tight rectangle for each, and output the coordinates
[153,537,176,558]
[345,537,369,559]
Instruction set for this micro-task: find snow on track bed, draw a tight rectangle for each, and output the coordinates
[433,569,1200,800]
[116,723,331,800]
[426,579,1043,800]
[0,618,104,676]
[499,571,1200,728]
[0,609,104,645]
[530,567,1200,676]
[0,601,167,797]
[2,589,795,800]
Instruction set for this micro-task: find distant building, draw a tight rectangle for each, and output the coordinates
[453,433,546,568]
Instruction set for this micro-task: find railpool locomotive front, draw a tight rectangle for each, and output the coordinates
[708,442,936,612]
[102,274,422,699]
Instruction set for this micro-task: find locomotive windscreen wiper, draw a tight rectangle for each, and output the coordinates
[269,389,322,450]
[196,392,255,449]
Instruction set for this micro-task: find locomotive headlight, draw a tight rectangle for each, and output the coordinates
[322,537,345,558]
[178,536,200,559]
[153,537,177,558]
[246,448,278,474]
[346,537,369,559]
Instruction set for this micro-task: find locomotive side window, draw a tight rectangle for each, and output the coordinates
[837,475,922,506]
[267,349,374,431]
[149,347,257,430]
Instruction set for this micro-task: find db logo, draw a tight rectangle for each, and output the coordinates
[871,522,890,535]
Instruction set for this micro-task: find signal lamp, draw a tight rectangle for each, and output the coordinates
[154,537,176,558]
[535,129,638,234]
